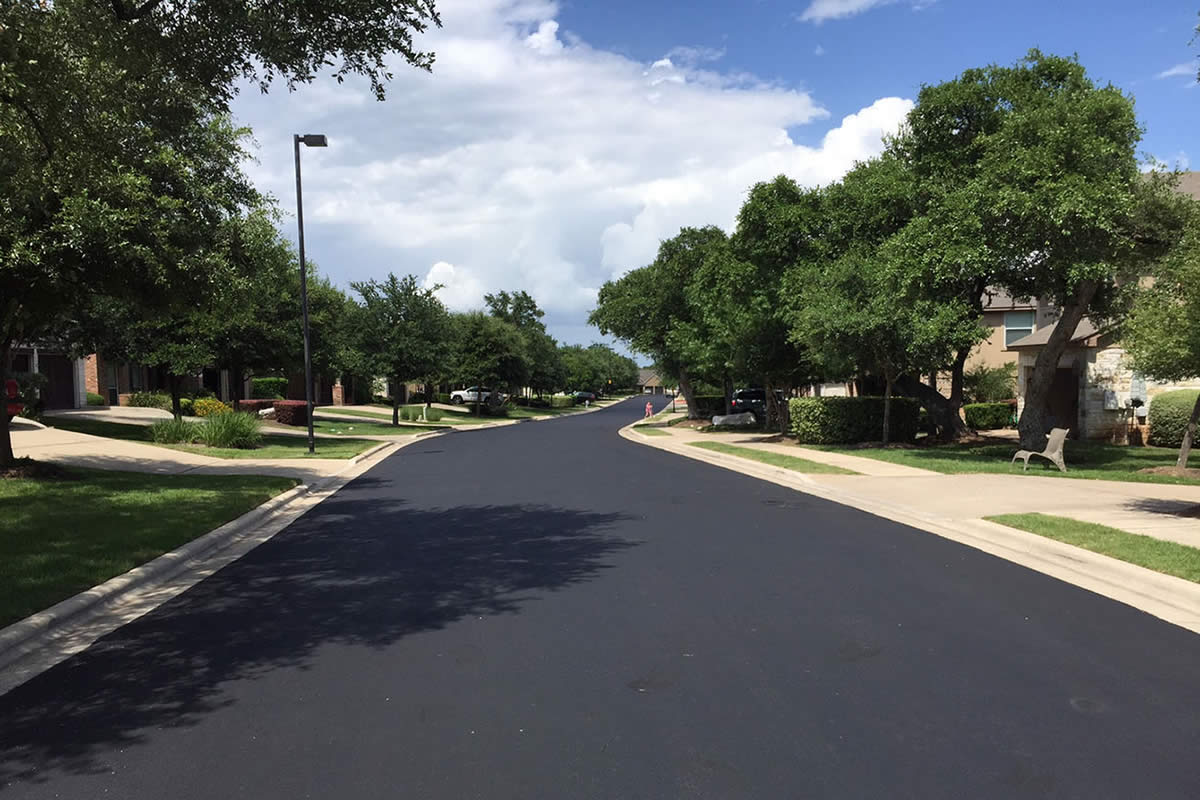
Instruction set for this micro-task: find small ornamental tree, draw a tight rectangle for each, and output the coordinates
[1123,201,1200,468]
[351,274,452,425]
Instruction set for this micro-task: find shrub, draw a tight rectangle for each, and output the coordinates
[235,399,276,414]
[528,397,550,408]
[399,405,443,422]
[11,372,48,420]
[551,395,574,408]
[963,401,1014,430]
[86,391,107,406]
[436,393,453,405]
[408,391,426,404]
[199,411,263,449]
[789,396,921,444]
[127,391,172,410]
[274,400,309,426]
[193,397,232,417]
[1148,390,1200,448]
[179,397,194,416]
[964,362,1017,404]
[691,395,727,418]
[250,377,288,399]
[150,418,199,444]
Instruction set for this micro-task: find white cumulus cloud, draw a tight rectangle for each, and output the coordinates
[797,0,933,24]
[232,0,914,344]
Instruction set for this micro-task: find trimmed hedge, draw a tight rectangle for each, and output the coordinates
[551,396,575,408]
[408,391,426,404]
[1148,390,1200,448]
[274,400,309,426]
[179,397,194,416]
[691,395,727,418]
[86,392,106,406]
[436,393,453,405]
[127,391,172,410]
[193,397,231,417]
[964,402,1013,430]
[789,396,920,444]
[235,399,276,414]
[250,377,289,399]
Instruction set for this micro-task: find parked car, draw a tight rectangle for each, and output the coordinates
[450,386,494,404]
[571,390,597,404]
[729,388,784,422]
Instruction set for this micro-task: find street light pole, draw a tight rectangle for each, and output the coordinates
[293,133,327,455]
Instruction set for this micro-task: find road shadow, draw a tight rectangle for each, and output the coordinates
[1123,498,1200,519]
[0,489,635,785]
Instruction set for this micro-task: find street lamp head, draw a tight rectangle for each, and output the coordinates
[298,134,328,147]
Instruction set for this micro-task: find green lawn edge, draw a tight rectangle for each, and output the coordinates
[809,440,1199,487]
[49,417,377,460]
[688,441,858,475]
[986,512,1200,584]
[0,469,297,627]
[633,426,670,436]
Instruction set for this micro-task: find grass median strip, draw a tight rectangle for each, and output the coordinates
[986,513,1200,584]
[687,441,858,475]
[634,426,670,436]
[50,417,377,460]
[0,469,297,628]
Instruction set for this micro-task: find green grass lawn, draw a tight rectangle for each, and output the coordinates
[688,441,859,475]
[810,440,1198,486]
[634,426,670,436]
[49,417,378,460]
[0,469,297,627]
[987,513,1200,584]
[322,406,477,425]
[272,417,443,437]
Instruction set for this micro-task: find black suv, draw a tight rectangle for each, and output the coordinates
[729,388,784,422]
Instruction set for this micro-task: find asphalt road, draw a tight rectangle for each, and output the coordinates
[3,396,1200,798]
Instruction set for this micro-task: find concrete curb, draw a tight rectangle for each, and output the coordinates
[0,437,408,677]
[620,424,1200,636]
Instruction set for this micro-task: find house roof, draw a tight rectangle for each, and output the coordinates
[982,288,1036,311]
[1005,318,1101,350]
[638,368,662,387]
[1176,171,1200,201]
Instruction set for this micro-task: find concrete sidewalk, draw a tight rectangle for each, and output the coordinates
[11,420,376,482]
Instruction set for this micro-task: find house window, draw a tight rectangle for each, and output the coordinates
[1004,311,1036,346]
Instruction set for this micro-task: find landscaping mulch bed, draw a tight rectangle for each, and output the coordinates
[1139,466,1200,483]
[1,458,77,481]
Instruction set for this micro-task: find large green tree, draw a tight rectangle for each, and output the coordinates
[485,290,563,398]
[351,274,452,425]
[591,227,727,418]
[1123,199,1200,468]
[453,313,528,414]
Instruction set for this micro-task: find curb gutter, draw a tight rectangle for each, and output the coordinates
[0,436,417,692]
[621,425,1200,636]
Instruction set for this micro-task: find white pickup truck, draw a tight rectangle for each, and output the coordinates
[449,386,494,404]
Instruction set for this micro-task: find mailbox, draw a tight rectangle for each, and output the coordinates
[5,378,21,417]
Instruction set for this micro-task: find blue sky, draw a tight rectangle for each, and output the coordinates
[231,0,1199,358]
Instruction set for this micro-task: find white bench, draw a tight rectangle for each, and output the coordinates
[1012,428,1069,473]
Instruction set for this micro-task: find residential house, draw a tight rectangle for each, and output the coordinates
[1004,171,1200,441]
[638,368,665,395]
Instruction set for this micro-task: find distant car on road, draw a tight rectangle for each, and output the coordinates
[729,388,784,422]
[450,386,494,404]
[571,391,597,404]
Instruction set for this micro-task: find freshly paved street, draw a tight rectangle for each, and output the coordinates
[3,397,1200,798]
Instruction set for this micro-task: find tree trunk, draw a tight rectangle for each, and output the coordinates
[897,375,969,441]
[1177,393,1200,470]
[764,375,778,431]
[392,379,400,426]
[230,363,243,411]
[425,382,433,409]
[882,376,894,446]
[1018,281,1097,449]
[723,374,732,417]
[475,377,482,415]
[677,366,700,420]
[169,374,182,420]
[0,339,13,467]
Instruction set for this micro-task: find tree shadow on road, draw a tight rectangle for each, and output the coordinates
[0,481,635,785]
